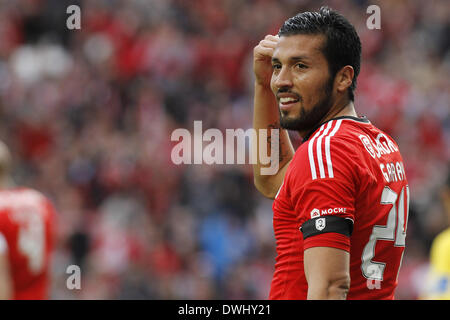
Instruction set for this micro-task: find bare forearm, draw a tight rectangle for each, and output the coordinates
[304,247,350,300]
[252,82,294,198]
[307,280,349,300]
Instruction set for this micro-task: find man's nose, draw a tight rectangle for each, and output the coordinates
[273,67,293,89]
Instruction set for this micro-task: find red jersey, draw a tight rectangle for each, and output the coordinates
[270,116,409,300]
[0,188,56,299]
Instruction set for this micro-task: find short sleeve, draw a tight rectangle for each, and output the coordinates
[290,136,361,252]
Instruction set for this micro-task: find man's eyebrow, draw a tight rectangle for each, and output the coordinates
[271,56,311,63]
[290,56,310,62]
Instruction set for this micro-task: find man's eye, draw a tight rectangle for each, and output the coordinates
[272,64,281,70]
[295,63,308,69]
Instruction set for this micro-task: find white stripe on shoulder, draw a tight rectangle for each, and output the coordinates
[325,119,343,178]
[316,121,334,179]
[308,124,326,180]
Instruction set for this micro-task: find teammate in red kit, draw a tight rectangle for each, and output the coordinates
[252,7,409,299]
[0,141,56,299]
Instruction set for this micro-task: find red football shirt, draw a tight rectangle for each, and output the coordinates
[270,116,409,300]
[0,188,56,299]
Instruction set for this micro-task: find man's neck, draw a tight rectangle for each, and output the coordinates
[298,100,357,139]
[323,99,357,122]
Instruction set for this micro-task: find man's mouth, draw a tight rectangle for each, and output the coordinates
[278,94,300,111]
[279,97,300,105]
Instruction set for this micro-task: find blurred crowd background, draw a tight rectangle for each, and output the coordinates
[0,0,448,299]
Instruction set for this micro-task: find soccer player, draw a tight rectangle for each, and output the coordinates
[252,7,409,299]
[0,141,56,299]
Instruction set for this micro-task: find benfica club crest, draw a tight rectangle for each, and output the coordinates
[315,218,326,231]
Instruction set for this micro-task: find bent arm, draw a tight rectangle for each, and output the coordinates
[252,82,294,199]
[304,246,350,300]
[252,35,294,199]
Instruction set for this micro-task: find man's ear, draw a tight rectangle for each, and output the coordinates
[335,65,354,95]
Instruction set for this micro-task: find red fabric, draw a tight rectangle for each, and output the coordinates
[270,117,409,300]
[303,232,351,252]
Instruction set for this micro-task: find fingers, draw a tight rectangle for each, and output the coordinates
[265,34,279,42]
[253,35,279,83]
[259,34,279,49]
[254,46,273,59]
[254,34,279,61]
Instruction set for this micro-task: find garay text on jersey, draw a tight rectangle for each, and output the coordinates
[380,161,406,183]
